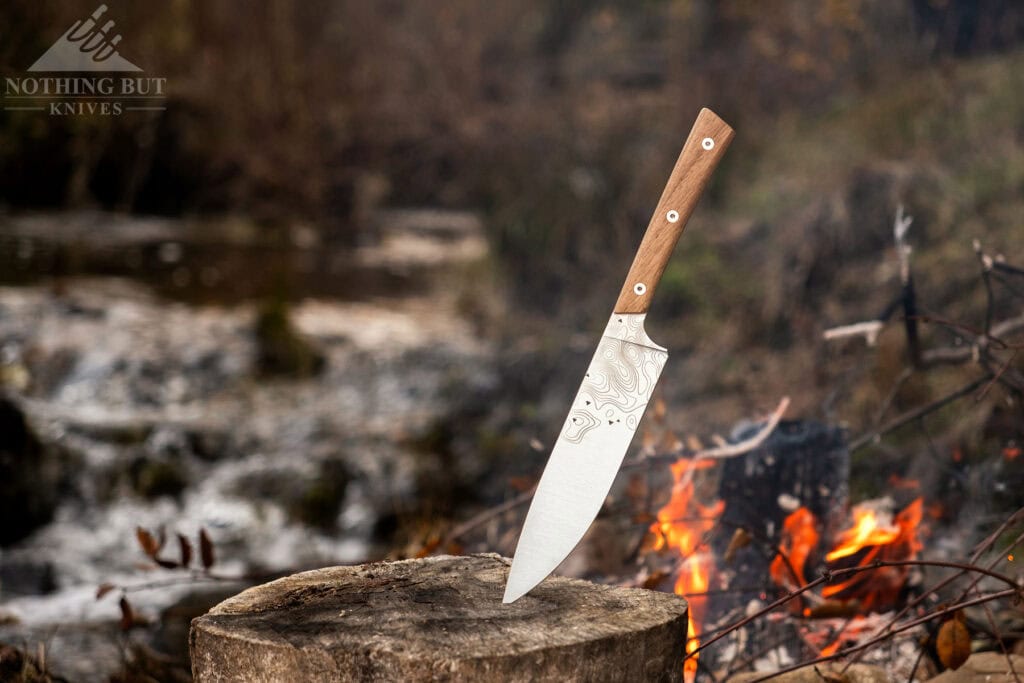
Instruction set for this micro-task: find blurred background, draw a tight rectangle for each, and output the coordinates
[0,1,1022,680]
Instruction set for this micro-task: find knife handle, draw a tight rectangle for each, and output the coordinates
[613,108,734,314]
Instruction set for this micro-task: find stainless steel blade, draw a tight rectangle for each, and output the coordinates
[504,313,666,603]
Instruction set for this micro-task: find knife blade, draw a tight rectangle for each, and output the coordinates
[504,108,734,603]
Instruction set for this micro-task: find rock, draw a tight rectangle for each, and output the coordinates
[0,559,57,598]
[728,663,889,683]
[157,584,251,663]
[129,456,189,500]
[927,652,1024,683]
[191,554,689,682]
[0,396,57,546]
[229,458,350,531]
[254,297,325,378]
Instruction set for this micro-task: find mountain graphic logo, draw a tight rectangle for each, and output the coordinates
[28,4,142,72]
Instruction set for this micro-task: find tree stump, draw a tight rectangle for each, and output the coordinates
[190,553,689,682]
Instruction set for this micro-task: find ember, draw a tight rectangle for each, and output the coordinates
[766,498,925,611]
[770,507,819,591]
[822,498,924,610]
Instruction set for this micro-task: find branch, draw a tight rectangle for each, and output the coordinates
[443,485,535,545]
[849,373,992,451]
[625,397,790,468]
[688,397,789,460]
[741,588,1020,683]
[822,321,884,346]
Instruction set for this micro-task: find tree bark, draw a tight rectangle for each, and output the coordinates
[190,553,689,682]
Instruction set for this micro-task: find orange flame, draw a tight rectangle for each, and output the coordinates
[822,498,924,609]
[649,459,724,682]
[770,507,819,591]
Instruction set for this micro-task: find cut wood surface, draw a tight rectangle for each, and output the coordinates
[190,553,689,682]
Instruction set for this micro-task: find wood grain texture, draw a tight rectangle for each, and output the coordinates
[614,108,734,314]
[190,554,689,682]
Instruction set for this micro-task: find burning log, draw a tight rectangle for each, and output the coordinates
[190,554,690,682]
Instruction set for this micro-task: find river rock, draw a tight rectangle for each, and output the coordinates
[728,663,889,683]
[0,396,57,546]
[927,652,1024,683]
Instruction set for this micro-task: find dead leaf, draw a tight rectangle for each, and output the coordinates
[653,398,666,422]
[641,570,669,590]
[936,617,970,670]
[414,536,440,559]
[724,528,752,564]
[199,528,215,570]
[659,430,682,453]
[508,476,536,493]
[135,527,160,558]
[119,597,135,631]
[178,533,193,568]
[96,583,116,600]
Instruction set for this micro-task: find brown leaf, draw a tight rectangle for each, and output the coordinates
[724,528,752,564]
[659,430,682,453]
[507,476,536,493]
[414,536,440,559]
[95,583,116,600]
[653,398,666,423]
[177,533,193,568]
[936,618,971,670]
[135,527,160,558]
[119,596,135,631]
[199,528,215,570]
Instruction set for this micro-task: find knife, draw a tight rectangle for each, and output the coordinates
[503,108,734,603]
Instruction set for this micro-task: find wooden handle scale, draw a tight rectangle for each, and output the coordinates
[613,108,734,314]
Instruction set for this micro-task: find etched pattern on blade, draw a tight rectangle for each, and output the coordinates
[562,337,666,443]
[504,314,667,603]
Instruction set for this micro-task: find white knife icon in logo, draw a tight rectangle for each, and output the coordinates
[504,108,734,603]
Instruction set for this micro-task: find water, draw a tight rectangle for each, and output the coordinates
[0,210,497,680]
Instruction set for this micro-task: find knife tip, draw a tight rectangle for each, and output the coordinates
[502,582,525,604]
[502,565,533,604]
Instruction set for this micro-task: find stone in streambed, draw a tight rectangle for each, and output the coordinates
[0,397,57,546]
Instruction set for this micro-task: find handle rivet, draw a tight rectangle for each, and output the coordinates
[666,210,679,223]
[633,282,647,296]
[701,137,715,150]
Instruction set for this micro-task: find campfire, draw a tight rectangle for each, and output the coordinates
[646,436,930,680]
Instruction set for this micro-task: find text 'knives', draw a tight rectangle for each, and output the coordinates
[504,108,734,603]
